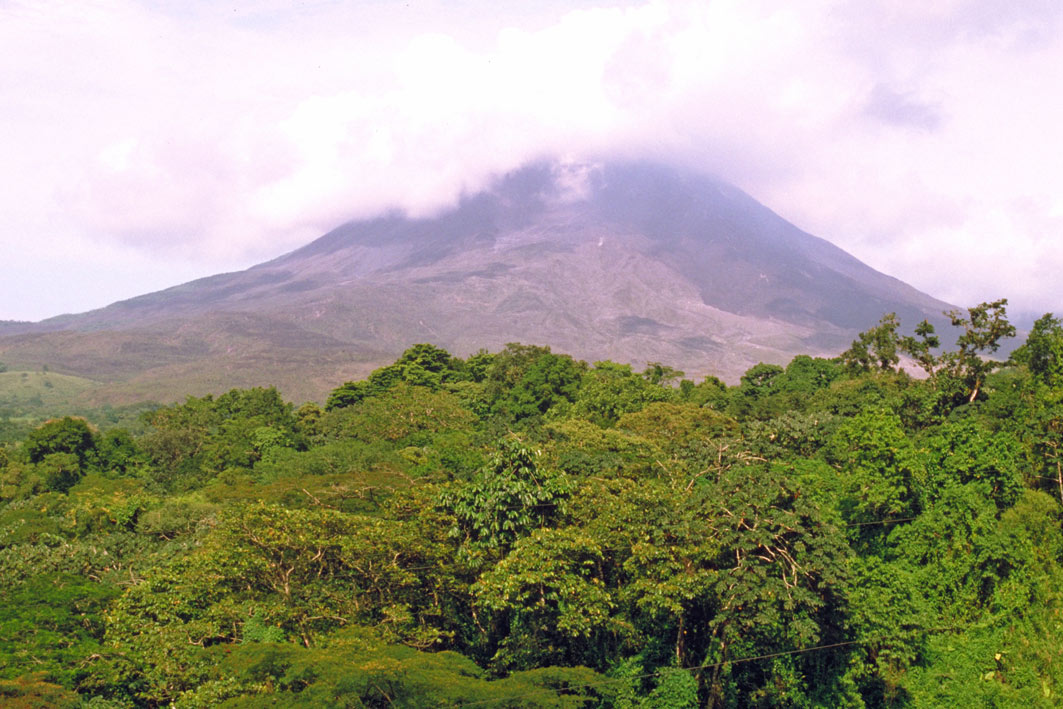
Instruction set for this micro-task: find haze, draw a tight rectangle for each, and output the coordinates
[2,0,1062,322]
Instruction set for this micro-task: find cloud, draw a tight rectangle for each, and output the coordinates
[2,0,1063,321]
[862,84,942,131]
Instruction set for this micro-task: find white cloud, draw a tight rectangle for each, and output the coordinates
[1,0,1062,321]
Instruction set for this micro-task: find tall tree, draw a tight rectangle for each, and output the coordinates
[940,299,1016,403]
[840,313,901,374]
[1025,313,1063,387]
[900,319,941,376]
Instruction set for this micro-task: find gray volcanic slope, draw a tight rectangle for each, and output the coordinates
[0,161,955,402]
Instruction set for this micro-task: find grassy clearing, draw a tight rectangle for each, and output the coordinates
[0,370,99,416]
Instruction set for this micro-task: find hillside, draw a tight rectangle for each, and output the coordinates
[0,160,956,403]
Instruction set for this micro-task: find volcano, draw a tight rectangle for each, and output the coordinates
[0,160,954,403]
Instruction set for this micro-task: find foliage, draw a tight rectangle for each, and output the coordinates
[22,418,96,474]
[2,325,1063,707]
[485,344,586,424]
[938,298,1017,404]
[841,312,902,374]
[442,438,573,559]
[320,382,476,446]
[827,409,923,527]
[1024,313,1063,387]
[900,319,941,376]
[325,343,469,410]
[0,674,81,708]
[182,627,606,707]
[0,573,119,687]
[616,402,738,450]
[571,361,673,427]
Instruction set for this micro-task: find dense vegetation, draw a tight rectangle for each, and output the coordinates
[0,367,154,446]
[3,301,1063,707]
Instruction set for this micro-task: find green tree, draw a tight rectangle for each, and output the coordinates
[728,362,784,419]
[465,349,495,382]
[0,675,80,708]
[0,573,119,688]
[1024,313,1063,387]
[678,374,730,410]
[939,298,1017,403]
[739,362,784,395]
[828,410,923,530]
[321,383,476,446]
[138,395,219,490]
[139,388,295,490]
[325,379,373,411]
[572,361,674,427]
[616,402,738,450]
[327,345,468,411]
[841,313,902,374]
[395,343,466,383]
[99,502,460,704]
[23,417,96,469]
[442,438,572,560]
[1025,388,1063,504]
[642,362,685,387]
[94,428,139,476]
[900,319,941,376]
[778,355,842,394]
[36,453,82,494]
[181,626,605,707]
[919,418,1023,508]
[497,353,584,422]
[474,527,618,671]
[484,345,585,424]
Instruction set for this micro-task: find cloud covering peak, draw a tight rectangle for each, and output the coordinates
[2,0,1062,320]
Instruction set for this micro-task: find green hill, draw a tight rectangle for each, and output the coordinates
[0,369,99,414]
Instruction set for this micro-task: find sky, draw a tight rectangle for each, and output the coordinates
[2,0,1062,323]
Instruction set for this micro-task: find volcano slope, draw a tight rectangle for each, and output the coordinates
[0,161,954,403]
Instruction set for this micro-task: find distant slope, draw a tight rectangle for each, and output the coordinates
[0,370,99,412]
[0,160,957,403]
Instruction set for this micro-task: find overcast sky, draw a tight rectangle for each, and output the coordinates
[2,0,1062,322]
